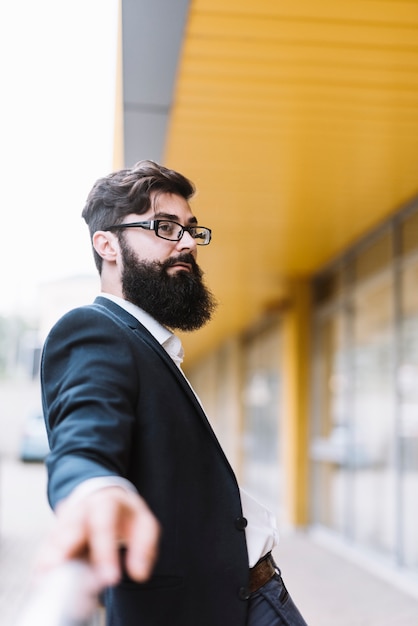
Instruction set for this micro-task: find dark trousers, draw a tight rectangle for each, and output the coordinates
[246,573,309,626]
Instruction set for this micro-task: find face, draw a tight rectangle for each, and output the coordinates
[120,193,199,273]
[116,193,217,331]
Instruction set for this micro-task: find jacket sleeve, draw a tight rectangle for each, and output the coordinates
[41,305,139,509]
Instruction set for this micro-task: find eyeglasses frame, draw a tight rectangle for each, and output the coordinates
[104,219,212,246]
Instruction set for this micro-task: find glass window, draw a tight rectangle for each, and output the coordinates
[351,274,395,555]
[400,211,418,256]
[311,206,418,576]
[312,273,397,555]
[310,312,351,535]
[313,268,344,305]
[355,231,391,282]
[399,259,418,570]
[241,322,283,522]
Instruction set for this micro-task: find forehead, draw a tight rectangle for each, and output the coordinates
[146,192,197,223]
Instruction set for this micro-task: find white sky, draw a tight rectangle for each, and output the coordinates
[0,0,119,316]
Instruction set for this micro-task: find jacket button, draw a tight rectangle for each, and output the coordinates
[238,586,250,600]
[235,516,248,530]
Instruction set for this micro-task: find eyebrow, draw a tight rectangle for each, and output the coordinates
[153,211,198,225]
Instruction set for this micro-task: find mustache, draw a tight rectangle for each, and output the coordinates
[162,253,200,272]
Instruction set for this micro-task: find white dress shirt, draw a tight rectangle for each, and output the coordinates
[67,293,279,567]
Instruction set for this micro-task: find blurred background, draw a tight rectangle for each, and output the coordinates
[2,1,418,623]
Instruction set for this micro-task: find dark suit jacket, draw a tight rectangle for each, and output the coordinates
[41,296,250,626]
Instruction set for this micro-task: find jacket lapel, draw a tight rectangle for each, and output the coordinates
[92,297,233,468]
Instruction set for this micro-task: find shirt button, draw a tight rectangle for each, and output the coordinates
[238,586,250,600]
[235,516,248,530]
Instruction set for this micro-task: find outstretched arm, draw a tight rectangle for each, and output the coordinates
[40,306,161,586]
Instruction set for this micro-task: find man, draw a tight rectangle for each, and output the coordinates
[40,160,308,625]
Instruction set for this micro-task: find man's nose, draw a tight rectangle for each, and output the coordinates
[177,229,197,252]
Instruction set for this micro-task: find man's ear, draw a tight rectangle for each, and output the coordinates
[92,231,120,263]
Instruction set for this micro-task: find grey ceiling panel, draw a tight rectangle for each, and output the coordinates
[121,0,190,166]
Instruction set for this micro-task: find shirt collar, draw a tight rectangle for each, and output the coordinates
[99,293,184,367]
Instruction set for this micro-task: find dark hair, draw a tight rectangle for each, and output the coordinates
[82,160,195,272]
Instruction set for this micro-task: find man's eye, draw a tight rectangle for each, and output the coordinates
[159,222,175,234]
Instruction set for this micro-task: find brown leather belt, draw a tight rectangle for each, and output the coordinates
[248,552,277,594]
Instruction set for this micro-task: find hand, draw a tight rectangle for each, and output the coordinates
[37,487,160,588]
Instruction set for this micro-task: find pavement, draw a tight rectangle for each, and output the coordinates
[274,531,418,626]
[1,456,418,625]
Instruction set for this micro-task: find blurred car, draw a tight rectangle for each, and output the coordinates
[19,411,50,462]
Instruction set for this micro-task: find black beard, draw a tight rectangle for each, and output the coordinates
[120,242,217,331]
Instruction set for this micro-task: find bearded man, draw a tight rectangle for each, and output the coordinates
[40,160,308,626]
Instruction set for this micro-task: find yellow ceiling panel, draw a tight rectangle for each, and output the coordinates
[190,0,418,23]
[165,0,418,363]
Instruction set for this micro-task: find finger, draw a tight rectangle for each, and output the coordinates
[37,503,88,572]
[86,496,124,587]
[123,498,161,582]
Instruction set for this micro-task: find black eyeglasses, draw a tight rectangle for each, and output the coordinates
[105,220,212,245]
